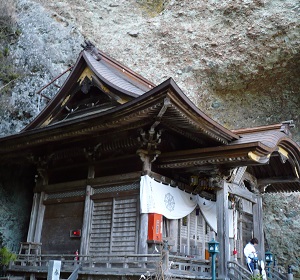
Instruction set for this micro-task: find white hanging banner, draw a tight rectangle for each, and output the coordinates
[140,175,237,236]
[196,196,217,233]
[140,175,197,219]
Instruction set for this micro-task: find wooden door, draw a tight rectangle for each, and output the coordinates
[89,196,138,255]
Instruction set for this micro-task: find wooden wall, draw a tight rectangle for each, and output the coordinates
[41,201,84,254]
[178,209,211,258]
[89,196,139,256]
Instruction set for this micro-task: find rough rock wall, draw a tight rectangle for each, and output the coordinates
[32,0,300,142]
[0,0,84,135]
[263,193,300,277]
[1,0,300,141]
[0,165,34,251]
[0,0,299,277]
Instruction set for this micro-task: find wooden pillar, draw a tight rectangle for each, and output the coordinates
[27,193,40,242]
[27,168,48,243]
[80,165,95,256]
[216,180,230,279]
[30,167,48,243]
[33,191,46,243]
[139,213,148,254]
[169,219,178,253]
[253,195,265,260]
[187,214,191,255]
[80,185,93,255]
[137,150,151,254]
[238,211,243,261]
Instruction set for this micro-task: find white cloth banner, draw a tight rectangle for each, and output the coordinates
[195,195,234,237]
[140,175,197,219]
[140,175,235,236]
[196,196,217,233]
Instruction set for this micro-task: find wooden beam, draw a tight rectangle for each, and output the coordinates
[89,172,141,186]
[227,184,257,203]
[145,170,189,190]
[36,179,87,193]
[37,172,142,193]
[91,189,139,200]
[43,196,85,204]
[257,176,300,186]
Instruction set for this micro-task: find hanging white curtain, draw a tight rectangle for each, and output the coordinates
[140,175,235,236]
[140,175,197,219]
[196,196,217,233]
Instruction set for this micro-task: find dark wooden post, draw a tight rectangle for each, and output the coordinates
[216,180,230,279]
[80,165,94,256]
[80,185,93,256]
[169,219,178,253]
[27,193,41,242]
[137,150,151,255]
[253,195,265,260]
[28,167,48,243]
[34,192,46,243]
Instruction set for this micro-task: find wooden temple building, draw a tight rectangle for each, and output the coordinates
[1,42,300,280]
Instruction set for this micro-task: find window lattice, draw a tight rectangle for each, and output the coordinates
[93,182,139,194]
[46,190,85,200]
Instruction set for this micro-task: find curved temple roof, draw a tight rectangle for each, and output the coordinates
[0,44,299,193]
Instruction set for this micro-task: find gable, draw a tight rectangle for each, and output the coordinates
[24,46,154,131]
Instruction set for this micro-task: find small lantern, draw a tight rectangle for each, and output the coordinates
[265,251,273,264]
[208,238,219,254]
[208,238,219,280]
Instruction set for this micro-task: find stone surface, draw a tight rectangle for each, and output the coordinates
[263,193,300,277]
[0,166,34,251]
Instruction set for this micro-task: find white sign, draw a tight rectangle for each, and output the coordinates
[47,260,61,280]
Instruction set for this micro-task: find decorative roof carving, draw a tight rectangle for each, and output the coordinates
[0,46,299,193]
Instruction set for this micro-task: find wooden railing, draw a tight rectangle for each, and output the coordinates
[168,254,211,278]
[227,261,252,280]
[265,266,288,280]
[227,261,291,280]
[9,253,211,279]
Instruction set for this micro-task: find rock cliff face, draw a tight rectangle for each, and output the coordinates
[0,0,299,277]
[0,166,34,251]
[263,193,300,276]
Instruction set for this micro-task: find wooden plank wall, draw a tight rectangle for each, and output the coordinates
[111,197,138,254]
[89,196,138,256]
[178,209,209,258]
[89,199,113,255]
